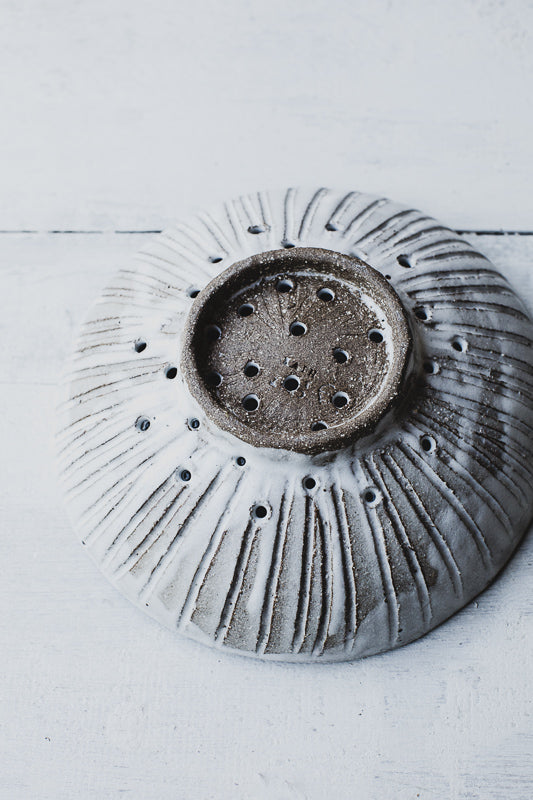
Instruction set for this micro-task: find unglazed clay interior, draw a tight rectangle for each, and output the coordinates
[58,187,533,662]
[181,247,413,454]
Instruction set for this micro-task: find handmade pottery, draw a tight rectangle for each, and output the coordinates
[58,187,533,662]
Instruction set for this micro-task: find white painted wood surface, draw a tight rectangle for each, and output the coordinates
[1,0,532,231]
[1,0,533,796]
[1,232,532,800]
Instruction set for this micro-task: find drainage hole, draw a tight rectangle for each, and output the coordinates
[244,361,260,377]
[206,371,223,387]
[187,287,200,298]
[451,337,467,352]
[238,303,254,317]
[333,348,349,364]
[180,469,192,482]
[276,278,294,292]
[325,222,338,231]
[236,456,246,467]
[188,417,200,430]
[283,375,300,391]
[368,329,384,343]
[242,394,260,412]
[303,476,317,490]
[206,324,221,341]
[311,421,328,431]
[423,360,438,375]
[134,339,147,353]
[421,435,436,453]
[165,366,177,379]
[282,241,295,249]
[332,391,349,408]
[253,504,268,519]
[248,224,267,234]
[363,488,381,506]
[135,416,151,432]
[290,321,307,336]
[317,287,335,302]
[414,307,429,321]
[209,255,223,263]
[397,254,412,268]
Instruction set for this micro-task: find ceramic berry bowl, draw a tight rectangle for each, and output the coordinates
[57,187,533,662]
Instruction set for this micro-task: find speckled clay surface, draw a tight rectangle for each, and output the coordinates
[58,187,533,662]
[181,247,413,454]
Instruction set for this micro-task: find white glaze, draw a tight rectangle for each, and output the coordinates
[57,188,533,662]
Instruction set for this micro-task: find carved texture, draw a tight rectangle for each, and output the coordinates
[58,188,533,661]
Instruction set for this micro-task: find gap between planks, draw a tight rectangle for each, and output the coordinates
[0,229,533,236]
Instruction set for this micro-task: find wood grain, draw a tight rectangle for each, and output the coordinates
[1,231,532,799]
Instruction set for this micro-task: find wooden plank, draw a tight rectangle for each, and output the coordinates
[1,232,532,800]
[0,1,532,230]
